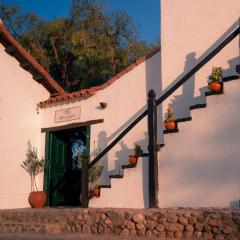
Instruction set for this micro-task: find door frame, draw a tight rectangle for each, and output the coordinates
[43,125,91,206]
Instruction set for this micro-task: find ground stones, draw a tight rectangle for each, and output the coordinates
[0,208,239,239]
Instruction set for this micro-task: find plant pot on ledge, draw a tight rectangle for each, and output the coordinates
[164,104,176,130]
[28,191,47,208]
[128,155,138,166]
[208,67,223,92]
[165,120,176,130]
[128,144,143,166]
[92,186,100,198]
[208,82,222,92]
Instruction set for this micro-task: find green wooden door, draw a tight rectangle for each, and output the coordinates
[44,126,91,207]
[44,132,67,206]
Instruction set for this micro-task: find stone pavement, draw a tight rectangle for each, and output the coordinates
[0,208,239,239]
[0,233,165,240]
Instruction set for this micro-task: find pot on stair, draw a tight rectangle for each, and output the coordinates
[208,66,222,92]
[209,82,222,92]
[92,186,100,198]
[164,104,176,130]
[165,120,176,130]
[128,144,143,166]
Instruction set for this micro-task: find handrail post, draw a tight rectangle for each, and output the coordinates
[81,157,89,208]
[147,89,159,208]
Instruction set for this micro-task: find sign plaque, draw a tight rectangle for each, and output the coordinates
[54,106,81,123]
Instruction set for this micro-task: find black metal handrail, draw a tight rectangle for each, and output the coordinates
[89,25,240,169]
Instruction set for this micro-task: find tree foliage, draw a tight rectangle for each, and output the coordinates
[0,0,158,92]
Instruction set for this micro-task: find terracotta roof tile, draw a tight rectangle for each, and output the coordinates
[38,47,160,108]
[0,19,65,94]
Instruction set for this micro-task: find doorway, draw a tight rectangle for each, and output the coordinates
[44,126,90,207]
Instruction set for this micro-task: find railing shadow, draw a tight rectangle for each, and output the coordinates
[161,19,239,97]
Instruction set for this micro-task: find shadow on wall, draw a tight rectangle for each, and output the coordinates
[93,131,109,183]
[196,55,240,104]
[89,51,162,207]
[223,56,239,77]
[160,81,240,207]
[95,130,150,207]
[229,200,240,209]
[162,19,239,114]
[135,132,149,207]
[170,52,196,119]
[112,141,132,174]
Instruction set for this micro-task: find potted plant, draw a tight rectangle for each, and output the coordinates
[128,144,143,166]
[21,142,47,208]
[77,153,103,198]
[208,66,222,92]
[164,104,176,130]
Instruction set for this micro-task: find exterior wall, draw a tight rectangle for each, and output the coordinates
[161,0,239,118]
[159,80,240,207]
[160,0,240,207]
[0,43,50,209]
[89,156,149,208]
[41,52,161,208]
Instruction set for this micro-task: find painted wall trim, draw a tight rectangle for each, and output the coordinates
[41,119,104,133]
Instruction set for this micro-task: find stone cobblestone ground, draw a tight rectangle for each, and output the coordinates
[0,208,239,239]
[0,233,165,240]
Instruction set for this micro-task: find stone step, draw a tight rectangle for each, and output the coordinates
[0,222,63,234]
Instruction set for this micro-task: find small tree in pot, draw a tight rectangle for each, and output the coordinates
[128,144,143,166]
[164,104,176,130]
[209,66,222,92]
[21,142,46,208]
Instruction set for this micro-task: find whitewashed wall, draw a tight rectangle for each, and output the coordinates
[41,52,161,208]
[161,0,239,117]
[159,0,240,207]
[0,43,50,209]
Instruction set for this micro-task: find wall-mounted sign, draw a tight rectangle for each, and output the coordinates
[54,106,81,123]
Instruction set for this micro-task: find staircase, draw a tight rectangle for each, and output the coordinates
[89,72,240,208]
[90,157,149,208]
[159,74,240,207]
[78,23,240,209]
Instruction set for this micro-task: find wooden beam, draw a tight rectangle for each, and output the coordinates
[147,89,159,208]
[81,156,89,208]
[41,119,104,133]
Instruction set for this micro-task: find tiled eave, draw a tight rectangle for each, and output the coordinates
[0,19,65,95]
[38,47,160,108]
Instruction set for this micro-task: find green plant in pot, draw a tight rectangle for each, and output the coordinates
[209,66,222,92]
[128,144,143,166]
[77,153,103,198]
[21,142,46,208]
[164,104,176,130]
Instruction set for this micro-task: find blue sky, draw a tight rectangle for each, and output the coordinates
[2,0,160,44]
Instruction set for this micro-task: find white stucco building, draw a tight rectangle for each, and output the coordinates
[0,0,240,209]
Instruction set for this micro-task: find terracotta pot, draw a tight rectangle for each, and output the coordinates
[165,120,176,130]
[128,155,138,165]
[209,82,221,92]
[92,187,100,198]
[28,191,47,208]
